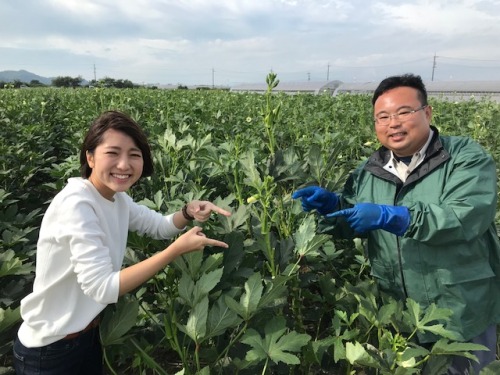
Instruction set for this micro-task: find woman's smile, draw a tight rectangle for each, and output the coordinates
[86,129,144,200]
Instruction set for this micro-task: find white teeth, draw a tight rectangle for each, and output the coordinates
[112,174,129,179]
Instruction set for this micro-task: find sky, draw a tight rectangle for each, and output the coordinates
[1,0,500,86]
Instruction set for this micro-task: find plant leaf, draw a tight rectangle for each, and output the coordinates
[345,341,382,368]
[0,306,21,331]
[199,253,223,274]
[100,298,139,346]
[293,215,330,258]
[258,274,291,309]
[184,296,209,343]
[178,272,195,306]
[479,360,500,375]
[241,316,310,366]
[193,267,223,304]
[238,272,264,320]
[206,296,243,339]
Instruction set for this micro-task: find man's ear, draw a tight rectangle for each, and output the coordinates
[425,105,433,122]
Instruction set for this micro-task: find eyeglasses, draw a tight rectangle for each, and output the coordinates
[374,105,428,126]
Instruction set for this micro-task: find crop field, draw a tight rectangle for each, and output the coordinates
[1,75,499,374]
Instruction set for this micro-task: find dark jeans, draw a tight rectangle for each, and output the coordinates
[13,325,103,375]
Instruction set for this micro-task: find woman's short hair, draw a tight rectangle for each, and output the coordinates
[79,111,154,178]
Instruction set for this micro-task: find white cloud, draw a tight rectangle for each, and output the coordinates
[0,0,499,84]
[373,0,500,37]
[47,0,104,16]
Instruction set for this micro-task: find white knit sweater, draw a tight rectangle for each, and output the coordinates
[18,177,182,347]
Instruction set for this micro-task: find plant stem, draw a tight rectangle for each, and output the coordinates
[195,342,201,372]
[261,357,269,375]
[103,347,118,375]
[215,322,249,365]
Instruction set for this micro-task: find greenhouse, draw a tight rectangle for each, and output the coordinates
[230,80,343,95]
[231,79,500,102]
[334,80,500,102]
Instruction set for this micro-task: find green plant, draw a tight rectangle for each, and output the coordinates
[1,83,499,374]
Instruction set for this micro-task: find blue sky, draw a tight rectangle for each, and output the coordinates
[1,0,500,86]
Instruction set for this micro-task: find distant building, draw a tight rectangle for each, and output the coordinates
[230,80,343,95]
[229,79,500,102]
[334,80,500,102]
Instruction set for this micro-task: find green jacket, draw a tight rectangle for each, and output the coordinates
[322,126,500,343]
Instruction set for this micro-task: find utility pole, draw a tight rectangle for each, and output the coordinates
[93,64,97,82]
[212,68,214,88]
[307,72,310,81]
[431,53,437,81]
[327,63,330,81]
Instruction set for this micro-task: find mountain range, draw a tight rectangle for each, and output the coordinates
[0,70,56,85]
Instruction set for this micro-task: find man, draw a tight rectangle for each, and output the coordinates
[292,74,500,374]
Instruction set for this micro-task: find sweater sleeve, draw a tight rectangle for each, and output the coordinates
[124,194,184,239]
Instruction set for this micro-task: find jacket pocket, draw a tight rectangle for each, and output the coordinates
[436,259,495,323]
[437,259,495,285]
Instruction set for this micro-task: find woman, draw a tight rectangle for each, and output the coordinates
[13,110,230,374]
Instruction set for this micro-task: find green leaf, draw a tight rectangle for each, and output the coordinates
[153,190,164,210]
[193,267,223,304]
[100,298,139,346]
[345,342,383,368]
[293,215,317,253]
[404,299,460,340]
[129,338,168,375]
[195,366,210,375]
[173,251,203,278]
[377,299,399,326]
[0,306,21,332]
[199,253,223,274]
[423,324,461,339]
[0,249,33,277]
[332,336,346,363]
[240,151,262,187]
[178,272,195,306]
[241,316,311,366]
[399,346,429,362]
[358,295,379,325]
[241,328,268,362]
[480,360,500,375]
[221,231,246,276]
[431,338,489,360]
[237,272,264,320]
[308,336,336,364]
[257,274,291,309]
[224,295,246,318]
[206,296,243,339]
[184,296,209,342]
[293,216,330,258]
[272,331,310,364]
[424,356,452,375]
[217,204,249,234]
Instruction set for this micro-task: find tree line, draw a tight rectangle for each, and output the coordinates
[1,76,142,89]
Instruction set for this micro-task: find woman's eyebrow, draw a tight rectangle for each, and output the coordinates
[104,145,142,152]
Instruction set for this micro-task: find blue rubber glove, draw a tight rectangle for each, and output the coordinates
[327,203,410,236]
[291,186,339,215]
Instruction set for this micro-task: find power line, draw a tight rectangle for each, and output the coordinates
[438,56,500,62]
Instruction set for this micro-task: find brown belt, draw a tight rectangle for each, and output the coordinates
[64,316,100,340]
